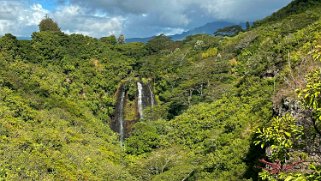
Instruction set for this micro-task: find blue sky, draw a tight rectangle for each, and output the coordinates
[30,0,57,10]
[0,0,292,38]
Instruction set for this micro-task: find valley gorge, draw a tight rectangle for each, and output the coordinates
[1,0,321,180]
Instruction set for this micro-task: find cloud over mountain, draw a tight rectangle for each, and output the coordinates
[0,0,291,38]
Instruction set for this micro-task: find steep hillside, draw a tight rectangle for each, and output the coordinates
[1,0,321,180]
[0,33,136,180]
[124,0,321,180]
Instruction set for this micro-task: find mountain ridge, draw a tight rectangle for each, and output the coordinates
[127,21,241,42]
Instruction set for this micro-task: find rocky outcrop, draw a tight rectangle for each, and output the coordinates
[273,97,321,158]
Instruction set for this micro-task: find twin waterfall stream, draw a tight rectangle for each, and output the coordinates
[117,85,126,144]
[137,82,144,120]
[111,81,156,145]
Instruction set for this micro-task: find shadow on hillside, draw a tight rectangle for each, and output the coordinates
[243,137,265,181]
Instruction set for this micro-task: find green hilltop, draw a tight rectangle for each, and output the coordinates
[1,0,321,180]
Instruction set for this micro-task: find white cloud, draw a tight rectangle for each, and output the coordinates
[52,5,125,37]
[0,1,125,37]
[23,4,49,26]
[68,0,292,37]
[0,0,292,38]
[0,20,13,34]
[0,2,48,36]
[162,28,185,36]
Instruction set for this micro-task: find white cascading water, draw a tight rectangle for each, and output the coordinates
[137,82,144,119]
[118,88,125,145]
[148,84,155,108]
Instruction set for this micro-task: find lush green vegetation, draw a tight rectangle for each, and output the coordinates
[1,0,321,180]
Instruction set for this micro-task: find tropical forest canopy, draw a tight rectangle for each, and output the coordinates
[1,0,321,180]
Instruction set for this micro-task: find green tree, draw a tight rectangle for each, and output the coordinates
[125,122,160,155]
[0,33,19,58]
[254,114,303,161]
[118,34,126,44]
[299,69,321,136]
[214,25,243,37]
[100,35,117,45]
[246,21,251,30]
[38,15,61,32]
[145,34,174,54]
[31,31,68,61]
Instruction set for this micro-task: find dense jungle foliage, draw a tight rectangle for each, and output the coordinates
[1,0,321,180]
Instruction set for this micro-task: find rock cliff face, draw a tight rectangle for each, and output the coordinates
[110,84,126,143]
[274,97,301,118]
[274,97,321,158]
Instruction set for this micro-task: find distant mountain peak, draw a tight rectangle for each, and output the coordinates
[127,21,242,43]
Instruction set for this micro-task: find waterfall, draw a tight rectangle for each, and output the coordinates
[111,80,157,144]
[137,82,144,119]
[111,81,157,145]
[148,84,155,108]
[118,86,126,145]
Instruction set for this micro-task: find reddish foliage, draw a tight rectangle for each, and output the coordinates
[257,158,303,174]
